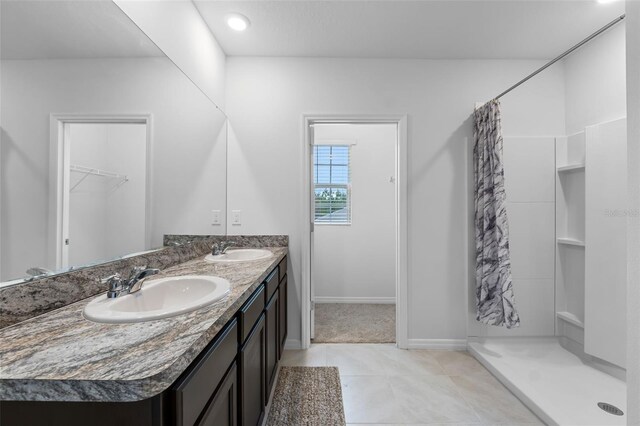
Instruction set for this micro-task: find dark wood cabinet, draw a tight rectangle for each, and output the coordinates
[239,314,266,426]
[265,291,279,401]
[239,284,265,343]
[0,256,288,426]
[173,319,238,426]
[198,363,237,426]
[278,275,288,357]
[264,268,279,303]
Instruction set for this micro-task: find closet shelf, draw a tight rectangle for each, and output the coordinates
[70,165,129,192]
[557,237,585,247]
[556,311,584,329]
[557,163,585,173]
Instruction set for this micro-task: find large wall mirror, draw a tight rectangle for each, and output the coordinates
[0,1,227,285]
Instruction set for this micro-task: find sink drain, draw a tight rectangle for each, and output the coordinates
[598,402,624,416]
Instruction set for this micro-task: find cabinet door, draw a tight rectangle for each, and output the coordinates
[265,291,279,401]
[173,320,238,426]
[199,363,237,426]
[278,276,288,357]
[239,314,265,426]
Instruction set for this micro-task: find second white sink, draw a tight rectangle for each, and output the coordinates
[205,249,272,263]
[83,275,230,324]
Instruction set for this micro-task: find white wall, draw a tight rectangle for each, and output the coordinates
[68,124,111,267]
[0,57,226,280]
[626,1,640,422]
[564,23,627,134]
[225,57,565,345]
[115,0,227,109]
[68,123,147,267]
[313,123,396,302]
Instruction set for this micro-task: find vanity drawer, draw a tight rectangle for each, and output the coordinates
[173,319,238,426]
[278,256,287,282]
[264,267,279,303]
[239,284,265,343]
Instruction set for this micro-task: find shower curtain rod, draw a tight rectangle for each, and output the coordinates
[493,14,626,101]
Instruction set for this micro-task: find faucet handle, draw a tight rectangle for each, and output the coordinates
[102,273,124,298]
[101,273,122,287]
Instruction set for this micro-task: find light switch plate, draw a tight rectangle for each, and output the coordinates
[232,210,242,225]
[211,210,221,225]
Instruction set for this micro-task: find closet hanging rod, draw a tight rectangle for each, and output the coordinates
[493,13,625,102]
[69,164,128,192]
[70,164,126,180]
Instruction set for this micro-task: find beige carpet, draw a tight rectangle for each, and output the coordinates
[313,303,395,343]
[266,367,346,426]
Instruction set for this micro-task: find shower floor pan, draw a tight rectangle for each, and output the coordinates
[468,337,626,426]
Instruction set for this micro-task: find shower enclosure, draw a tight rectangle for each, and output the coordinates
[467,14,628,426]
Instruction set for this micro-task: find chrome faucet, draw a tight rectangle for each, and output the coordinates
[103,266,160,299]
[211,241,232,256]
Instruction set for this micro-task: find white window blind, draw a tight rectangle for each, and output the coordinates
[313,145,351,224]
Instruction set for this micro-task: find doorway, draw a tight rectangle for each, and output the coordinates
[50,115,152,271]
[301,115,408,349]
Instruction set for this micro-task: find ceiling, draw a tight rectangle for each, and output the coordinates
[1,1,163,60]
[194,0,625,59]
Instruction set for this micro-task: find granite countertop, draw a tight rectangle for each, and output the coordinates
[0,247,287,403]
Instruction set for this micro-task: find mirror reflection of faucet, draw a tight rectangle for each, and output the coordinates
[25,267,53,281]
[211,242,232,256]
[102,266,160,299]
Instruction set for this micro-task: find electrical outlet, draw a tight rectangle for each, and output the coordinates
[211,210,221,225]
[232,210,242,225]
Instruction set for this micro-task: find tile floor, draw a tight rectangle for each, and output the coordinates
[280,344,543,425]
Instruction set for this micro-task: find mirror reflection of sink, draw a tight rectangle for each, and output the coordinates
[204,249,273,263]
[83,275,230,324]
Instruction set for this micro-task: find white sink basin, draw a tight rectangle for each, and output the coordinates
[205,249,272,263]
[83,275,230,324]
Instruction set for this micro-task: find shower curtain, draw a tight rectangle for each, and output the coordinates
[473,100,520,329]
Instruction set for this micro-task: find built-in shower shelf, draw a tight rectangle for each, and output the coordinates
[557,163,585,173]
[556,311,584,329]
[557,237,585,247]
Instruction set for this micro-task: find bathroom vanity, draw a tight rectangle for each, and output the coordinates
[0,250,288,426]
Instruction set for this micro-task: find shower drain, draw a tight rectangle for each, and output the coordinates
[597,402,624,416]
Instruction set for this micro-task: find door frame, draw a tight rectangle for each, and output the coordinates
[48,113,153,270]
[300,114,408,349]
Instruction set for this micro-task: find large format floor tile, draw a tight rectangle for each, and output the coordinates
[278,343,542,425]
[450,373,543,424]
[280,344,327,367]
[389,374,481,424]
[430,350,490,376]
[325,344,389,375]
[341,375,410,424]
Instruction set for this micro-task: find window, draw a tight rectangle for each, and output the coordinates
[314,145,351,224]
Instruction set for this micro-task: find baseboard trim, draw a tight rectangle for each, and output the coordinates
[314,297,396,304]
[407,338,468,350]
[284,339,302,350]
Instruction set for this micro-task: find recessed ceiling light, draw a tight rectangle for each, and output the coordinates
[226,13,250,32]
[597,0,618,4]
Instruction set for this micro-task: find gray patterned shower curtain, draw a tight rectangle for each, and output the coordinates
[473,100,520,329]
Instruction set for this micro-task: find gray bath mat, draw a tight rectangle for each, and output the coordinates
[266,366,346,425]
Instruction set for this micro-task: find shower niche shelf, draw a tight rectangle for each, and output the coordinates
[554,119,627,369]
[555,131,586,348]
[557,238,585,247]
[556,311,584,329]
[557,163,585,173]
